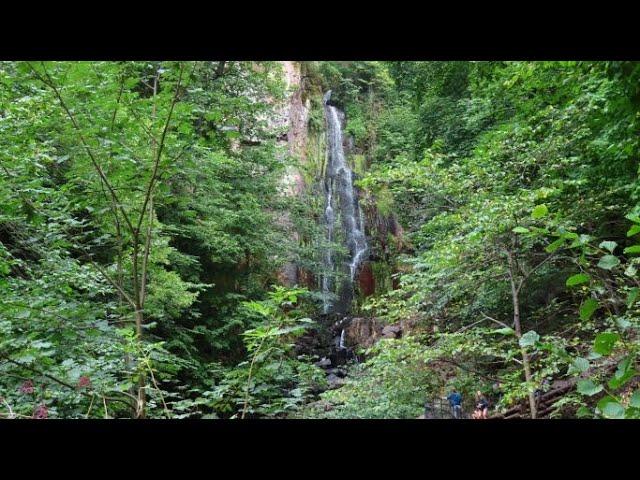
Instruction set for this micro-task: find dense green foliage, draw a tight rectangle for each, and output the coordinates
[2,60,639,419]
[0,61,310,418]
[306,61,640,419]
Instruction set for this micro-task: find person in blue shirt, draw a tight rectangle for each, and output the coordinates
[446,388,463,418]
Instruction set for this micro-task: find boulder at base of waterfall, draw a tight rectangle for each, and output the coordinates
[344,317,383,348]
[381,324,402,339]
[329,347,349,367]
[315,357,332,368]
[326,373,346,389]
[308,400,334,412]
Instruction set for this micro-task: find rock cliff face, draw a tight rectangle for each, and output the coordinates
[276,61,311,286]
[283,62,310,167]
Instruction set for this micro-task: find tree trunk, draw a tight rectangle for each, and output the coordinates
[216,61,226,78]
[134,307,146,419]
[507,251,537,419]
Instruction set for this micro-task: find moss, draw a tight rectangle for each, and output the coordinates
[307,97,325,133]
[374,186,394,217]
[351,154,366,176]
[371,261,394,295]
[302,128,326,184]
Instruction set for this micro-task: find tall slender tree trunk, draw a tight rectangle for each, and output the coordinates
[507,251,537,419]
[134,307,146,419]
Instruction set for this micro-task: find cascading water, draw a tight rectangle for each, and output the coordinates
[321,183,334,313]
[339,329,346,349]
[321,91,368,314]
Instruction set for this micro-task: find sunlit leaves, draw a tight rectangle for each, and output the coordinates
[545,237,565,253]
[566,273,590,287]
[492,327,515,336]
[593,332,620,356]
[579,298,598,321]
[531,204,548,219]
[626,225,640,237]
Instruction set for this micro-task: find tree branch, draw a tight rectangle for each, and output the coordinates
[135,63,185,234]
[28,62,135,234]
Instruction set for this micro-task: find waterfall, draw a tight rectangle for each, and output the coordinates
[321,182,334,314]
[339,329,346,349]
[320,91,368,314]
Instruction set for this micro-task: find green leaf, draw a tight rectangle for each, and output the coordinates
[623,245,640,255]
[630,390,640,408]
[531,204,548,219]
[0,262,10,276]
[608,357,636,390]
[492,327,515,336]
[519,330,540,348]
[14,353,35,364]
[566,273,590,287]
[627,288,639,308]
[597,255,620,270]
[625,264,637,277]
[577,379,603,396]
[597,395,616,411]
[579,298,598,321]
[601,401,625,419]
[576,406,592,418]
[545,238,565,253]
[599,241,617,253]
[627,225,640,237]
[512,226,529,234]
[625,213,640,224]
[593,332,620,356]
[568,357,590,374]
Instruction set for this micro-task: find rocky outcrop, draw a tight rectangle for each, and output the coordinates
[283,62,310,166]
[326,373,346,389]
[275,61,311,287]
[358,263,375,297]
[344,317,382,349]
[342,317,404,349]
[381,324,402,339]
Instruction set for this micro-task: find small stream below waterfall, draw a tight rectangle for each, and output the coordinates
[295,314,360,394]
